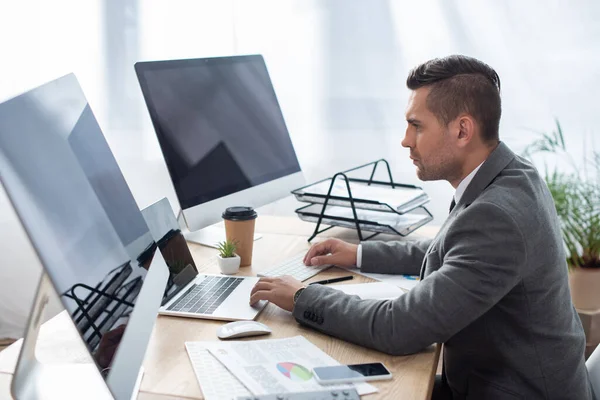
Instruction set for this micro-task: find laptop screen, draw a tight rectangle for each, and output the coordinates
[140,198,198,305]
[135,54,301,210]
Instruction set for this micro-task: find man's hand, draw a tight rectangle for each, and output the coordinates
[250,276,305,312]
[303,238,358,268]
[95,324,126,368]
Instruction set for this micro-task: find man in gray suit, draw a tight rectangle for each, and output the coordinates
[250,55,592,399]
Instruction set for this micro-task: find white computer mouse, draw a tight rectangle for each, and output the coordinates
[216,321,272,340]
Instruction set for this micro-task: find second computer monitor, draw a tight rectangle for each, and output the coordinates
[135,54,303,232]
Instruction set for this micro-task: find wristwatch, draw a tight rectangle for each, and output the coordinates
[293,287,306,307]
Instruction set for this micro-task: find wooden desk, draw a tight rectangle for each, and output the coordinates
[0,217,440,399]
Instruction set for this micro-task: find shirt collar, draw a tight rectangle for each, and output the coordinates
[454,161,485,204]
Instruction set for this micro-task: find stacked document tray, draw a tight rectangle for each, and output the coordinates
[292,159,433,241]
[296,203,432,236]
[292,179,430,214]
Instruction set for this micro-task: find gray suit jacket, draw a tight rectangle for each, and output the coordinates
[293,142,592,399]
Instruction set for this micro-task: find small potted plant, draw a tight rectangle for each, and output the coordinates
[216,239,241,275]
[523,120,600,310]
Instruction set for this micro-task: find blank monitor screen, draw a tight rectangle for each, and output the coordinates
[135,54,301,210]
[0,74,165,385]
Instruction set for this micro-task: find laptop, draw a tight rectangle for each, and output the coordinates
[141,198,267,321]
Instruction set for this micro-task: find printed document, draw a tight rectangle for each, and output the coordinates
[331,282,405,299]
[347,267,421,291]
[202,336,377,396]
[308,180,426,210]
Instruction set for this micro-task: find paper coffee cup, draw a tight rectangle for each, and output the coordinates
[222,206,258,267]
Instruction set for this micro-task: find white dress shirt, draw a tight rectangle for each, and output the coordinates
[453,161,484,205]
[356,161,485,268]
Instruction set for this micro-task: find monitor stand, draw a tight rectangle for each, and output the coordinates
[11,273,143,400]
[177,211,262,249]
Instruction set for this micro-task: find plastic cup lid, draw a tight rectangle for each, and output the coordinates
[222,206,258,221]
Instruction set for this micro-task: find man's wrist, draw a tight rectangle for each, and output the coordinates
[293,286,306,309]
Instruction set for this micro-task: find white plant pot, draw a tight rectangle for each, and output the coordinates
[218,254,241,275]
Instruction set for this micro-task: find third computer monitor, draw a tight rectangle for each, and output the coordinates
[0,73,168,400]
[135,54,303,232]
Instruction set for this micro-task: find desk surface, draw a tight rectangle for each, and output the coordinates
[0,216,440,399]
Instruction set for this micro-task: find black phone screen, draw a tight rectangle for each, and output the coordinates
[313,363,390,380]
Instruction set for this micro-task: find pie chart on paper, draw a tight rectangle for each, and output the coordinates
[276,362,313,381]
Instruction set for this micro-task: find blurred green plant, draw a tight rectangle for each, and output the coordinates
[523,120,600,269]
[168,259,189,275]
[216,239,238,258]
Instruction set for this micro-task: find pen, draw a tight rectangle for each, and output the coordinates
[309,276,354,286]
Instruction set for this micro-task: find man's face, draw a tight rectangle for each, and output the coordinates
[402,87,461,182]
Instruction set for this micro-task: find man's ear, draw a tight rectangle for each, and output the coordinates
[456,115,475,146]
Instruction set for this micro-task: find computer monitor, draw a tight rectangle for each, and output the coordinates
[0,74,169,400]
[135,54,304,245]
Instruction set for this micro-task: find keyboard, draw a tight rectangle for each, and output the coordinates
[185,343,251,399]
[235,388,360,400]
[258,252,332,281]
[167,276,243,314]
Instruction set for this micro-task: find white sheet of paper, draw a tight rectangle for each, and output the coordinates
[331,282,405,299]
[308,180,426,210]
[347,267,421,291]
[185,343,251,400]
[202,336,377,396]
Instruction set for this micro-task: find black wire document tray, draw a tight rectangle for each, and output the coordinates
[296,203,433,237]
[293,179,429,214]
[292,159,429,215]
[291,159,433,242]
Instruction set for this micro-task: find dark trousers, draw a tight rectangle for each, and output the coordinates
[431,374,453,400]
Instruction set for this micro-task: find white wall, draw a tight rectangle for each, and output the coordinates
[0,0,105,339]
[1,0,599,339]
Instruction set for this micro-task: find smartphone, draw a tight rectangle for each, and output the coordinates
[312,362,392,384]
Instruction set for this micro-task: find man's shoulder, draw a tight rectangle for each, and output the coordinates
[480,155,547,207]
[468,155,555,235]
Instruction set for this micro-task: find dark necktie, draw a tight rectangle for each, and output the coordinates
[449,198,456,213]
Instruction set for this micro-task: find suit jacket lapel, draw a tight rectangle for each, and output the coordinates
[455,141,515,210]
[419,142,516,279]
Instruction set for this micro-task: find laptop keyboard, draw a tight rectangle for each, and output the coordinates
[167,276,243,315]
[258,252,332,281]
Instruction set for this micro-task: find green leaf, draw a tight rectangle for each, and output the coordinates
[526,121,600,268]
[555,120,565,150]
[216,239,238,258]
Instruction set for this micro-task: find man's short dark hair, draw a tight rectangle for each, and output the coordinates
[407,55,501,143]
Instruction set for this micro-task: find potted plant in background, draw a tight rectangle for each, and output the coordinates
[216,239,241,275]
[523,120,600,310]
